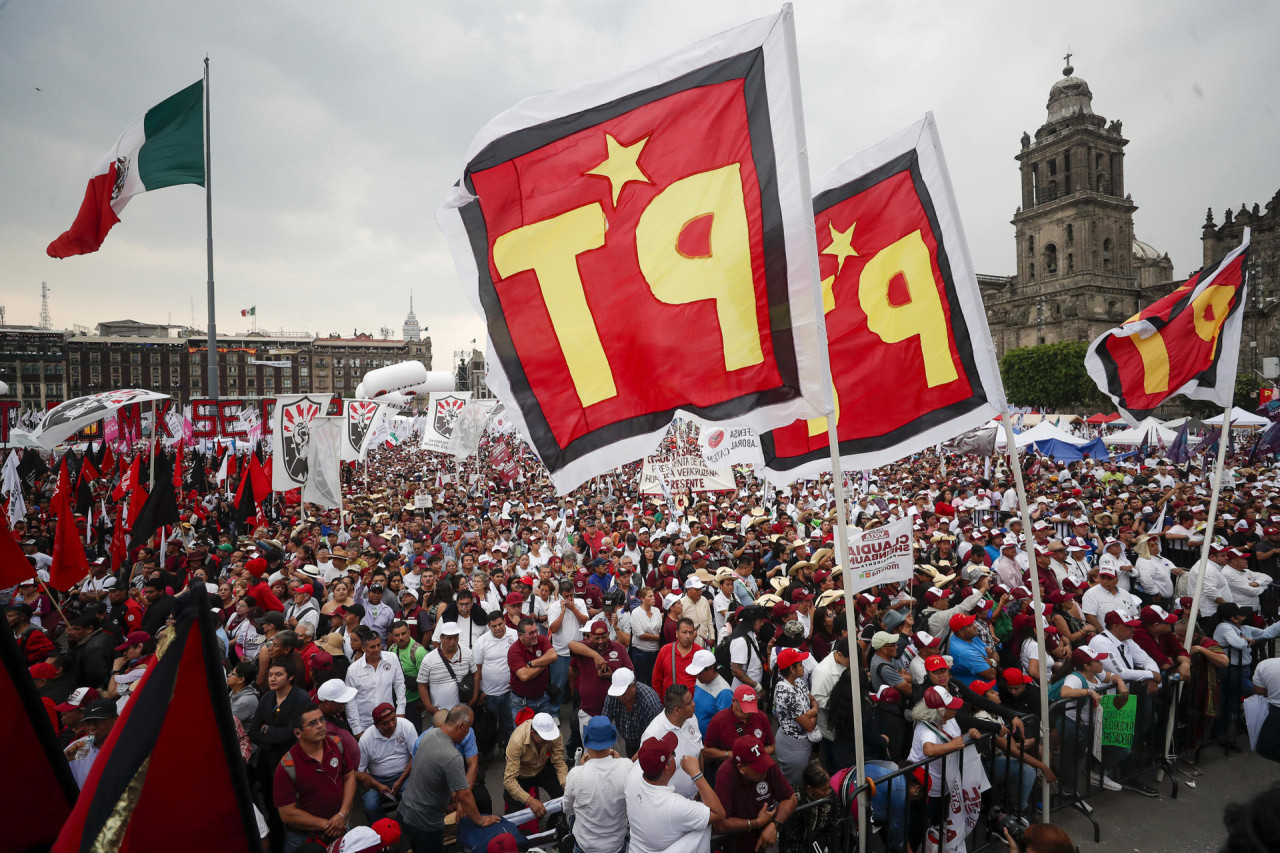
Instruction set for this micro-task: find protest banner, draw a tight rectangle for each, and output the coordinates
[847,516,915,595]
[1100,694,1137,749]
[638,454,736,496]
[698,423,764,468]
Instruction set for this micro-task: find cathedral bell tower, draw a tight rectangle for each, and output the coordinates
[1008,57,1139,347]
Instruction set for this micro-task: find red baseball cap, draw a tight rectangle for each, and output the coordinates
[55,686,99,712]
[1140,605,1177,625]
[28,662,57,680]
[969,679,997,695]
[949,612,977,631]
[1001,668,1032,686]
[924,654,949,672]
[924,686,964,710]
[504,592,524,606]
[777,648,809,671]
[1071,647,1109,666]
[371,703,396,723]
[733,685,760,713]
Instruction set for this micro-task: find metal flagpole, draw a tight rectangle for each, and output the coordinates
[148,400,158,487]
[1180,406,1232,650]
[998,414,1053,822]
[204,56,219,402]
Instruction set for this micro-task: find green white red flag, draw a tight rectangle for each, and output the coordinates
[47,80,205,258]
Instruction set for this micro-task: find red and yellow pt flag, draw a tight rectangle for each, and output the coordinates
[762,115,1006,480]
[438,6,826,491]
[1085,232,1250,423]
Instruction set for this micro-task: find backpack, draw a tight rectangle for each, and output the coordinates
[277,734,345,786]
[715,632,755,684]
[1046,673,1071,703]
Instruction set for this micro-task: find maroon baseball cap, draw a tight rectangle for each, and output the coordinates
[637,732,678,776]
[732,734,772,772]
[1104,611,1141,629]
[924,686,964,710]
[115,630,151,651]
[504,592,524,606]
[1140,605,1177,625]
[371,703,396,723]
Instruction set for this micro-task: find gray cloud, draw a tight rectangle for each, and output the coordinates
[2,0,1277,368]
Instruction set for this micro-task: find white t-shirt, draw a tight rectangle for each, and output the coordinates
[629,606,663,653]
[624,764,711,853]
[1254,658,1280,708]
[548,597,588,655]
[640,713,704,800]
[908,718,960,798]
[564,756,634,853]
[357,717,416,778]
[730,634,763,690]
[473,629,517,696]
[417,647,475,710]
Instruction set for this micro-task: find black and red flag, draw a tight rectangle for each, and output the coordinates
[438,6,827,491]
[762,114,1006,480]
[0,608,79,853]
[129,451,180,549]
[1086,232,1250,423]
[52,581,259,853]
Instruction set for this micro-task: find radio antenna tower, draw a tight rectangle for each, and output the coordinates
[39,282,52,329]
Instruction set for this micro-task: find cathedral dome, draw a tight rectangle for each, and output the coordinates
[1132,237,1163,261]
[1046,63,1094,123]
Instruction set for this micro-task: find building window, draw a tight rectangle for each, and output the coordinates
[1048,159,1057,176]
[1066,224,1074,246]
[90,367,101,383]
[247,378,256,390]
[1029,262,1036,281]
[300,367,309,377]
[1043,244,1058,275]
[110,352,121,364]
[131,353,141,365]
[282,377,292,391]
[130,367,141,384]
[70,352,80,364]
[1047,180,1058,200]
[89,352,100,364]
[1067,253,1074,273]
[151,367,161,385]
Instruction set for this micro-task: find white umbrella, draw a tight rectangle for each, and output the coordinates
[22,389,169,449]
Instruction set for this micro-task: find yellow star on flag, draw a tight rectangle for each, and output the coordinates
[586,133,652,205]
[821,220,859,275]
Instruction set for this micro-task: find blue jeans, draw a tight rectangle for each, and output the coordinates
[550,654,571,714]
[511,692,552,718]
[988,755,1038,812]
[486,691,515,742]
[283,829,320,853]
[865,761,908,851]
[361,773,399,823]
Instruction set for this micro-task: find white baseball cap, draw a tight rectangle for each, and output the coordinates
[685,576,705,590]
[316,680,358,704]
[438,622,461,636]
[531,712,560,741]
[607,667,636,697]
[686,648,717,675]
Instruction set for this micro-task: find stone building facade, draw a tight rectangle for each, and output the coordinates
[980,61,1174,356]
[1202,190,1280,378]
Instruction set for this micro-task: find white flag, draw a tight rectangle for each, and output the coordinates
[697,423,763,468]
[301,417,344,509]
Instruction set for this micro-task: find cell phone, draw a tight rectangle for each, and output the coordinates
[767,802,778,812]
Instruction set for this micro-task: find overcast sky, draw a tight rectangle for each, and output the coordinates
[2,0,1276,370]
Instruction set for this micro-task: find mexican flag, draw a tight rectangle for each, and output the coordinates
[47,80,205,258]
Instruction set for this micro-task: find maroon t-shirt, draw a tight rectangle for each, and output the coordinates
[572,641,633,715]
[508,635,553,698]
[273,737,353,821]
[714,757,795,853]
[704,707,776,752]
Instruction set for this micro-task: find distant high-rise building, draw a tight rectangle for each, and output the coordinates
[403,291,421,343]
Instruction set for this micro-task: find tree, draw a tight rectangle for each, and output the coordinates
[999,341,1108,412]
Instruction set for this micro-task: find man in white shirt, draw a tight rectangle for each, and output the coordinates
[564,717,632,853]
[640,684,704,800]
[1081,566,1140,632]
[1185,545,1231,618]
[625,732,724,853]
[283,583,321,636]
[432,590,485,657]
[473,609,517,742]
[343,627,407,736]
[809,638,849,769]
[678,577,715,648]
[1089,612,1160,692]
[1097,538,1135,592]
[357,702,416,822]
[546,579,589,715]
[1222,549,1273,611]
[1133,536,1179,603]
[418,622,477,717]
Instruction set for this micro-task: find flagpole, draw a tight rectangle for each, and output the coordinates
[204,56,219,402]
[148,401,157,488]
[998,414,1053,822]
[1181,405,1232,650]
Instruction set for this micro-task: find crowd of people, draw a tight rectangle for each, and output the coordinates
[8,425,1280,852]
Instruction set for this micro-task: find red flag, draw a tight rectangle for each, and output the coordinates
[110,504,128,571]
[0,614,78,851]
[1086,233,1250,422]
[248,453,271,510]
[113,454,140,502]
[0,508,32,589]
[49,463,90,590]
[762,115,1004,479]
[78,453,101,486]
[101,443,116,482]
[173,443,185,494]
[125,473,149,541]
[52,582,259,853]
[436,7,826,491]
